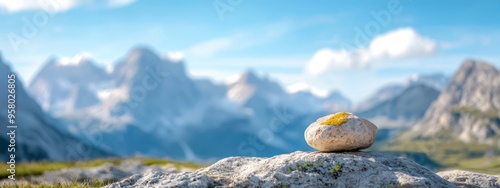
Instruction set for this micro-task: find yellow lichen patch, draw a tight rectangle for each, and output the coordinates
[321,112,350,126]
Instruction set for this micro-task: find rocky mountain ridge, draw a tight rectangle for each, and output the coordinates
[24,47,351,160]
[28,56,112,113]
[0,54,111,162]
[357,84,440,128]
[413,60,500,144]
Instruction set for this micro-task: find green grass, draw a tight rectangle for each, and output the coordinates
[273,183,289,188]
[378,138,500,174]
[451,105,499,119]
[0,157,205,187]
[286,159,344,179]
[0,158,121,179]
[1,179,112,188]
[328,162,343,178]
[139,158,204,169]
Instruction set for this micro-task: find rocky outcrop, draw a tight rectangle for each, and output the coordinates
[437,170,499,187]
[413,60,500,144]
[106,151,454,188]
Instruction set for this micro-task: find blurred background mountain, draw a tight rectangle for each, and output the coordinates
[2,47,499,173]
[0,0,499,175]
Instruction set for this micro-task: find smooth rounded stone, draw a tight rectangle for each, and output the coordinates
[304,112,377,152]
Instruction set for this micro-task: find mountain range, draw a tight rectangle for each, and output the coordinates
[357,84,440,128]
[354,73,448,128]
[376,59,500,173]
[0,53,111,162]
[5,46,457,161]
[28,55,112,113]
[355,73,449,113]
[25,47,321,161]
[413,60,500,144]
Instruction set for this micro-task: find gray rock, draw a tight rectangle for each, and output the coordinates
[437,170,499,188]
[35,161,177,184]
[107,151,455,188]
[105,171,216,188]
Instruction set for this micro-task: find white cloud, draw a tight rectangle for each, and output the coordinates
[106,0,135,8]
[0,0,82,12]
[0,0,135,13]
[187,22,292,58]
[369,28,436,59]
[306,27,437,75]
[188,38,233,57]
[164,51,185,62]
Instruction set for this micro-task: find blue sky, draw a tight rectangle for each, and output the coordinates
[1,0,499,102]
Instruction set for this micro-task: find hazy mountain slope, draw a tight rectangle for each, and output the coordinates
[405,73,450,91]
[356,84,406,111]
[226,70,285,106]
[0,54,112,162]
[111,47,201,121]
[27,47,350,161]
[357,84,440,127]
[377,60,500,173]
[325,90,352,106]
[286,85,352,113]
[412,60,500,144]
[356,73,449,112]
[51,47,205,159]
[194,79,227,100]
[28,57,111,112]
[323,90,352,112]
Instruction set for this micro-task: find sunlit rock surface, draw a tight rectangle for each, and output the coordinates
[106,151,453,188]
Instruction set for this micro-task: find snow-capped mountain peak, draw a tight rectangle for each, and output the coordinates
[54,52,93,66]
[0,54,111,161]
[126,46,162,64]
[227,70,285,104]
[113,46,189,87]
[233,70,265,85]
[325,90,352,105]
[28,55,112,112]
[404,72,449,91]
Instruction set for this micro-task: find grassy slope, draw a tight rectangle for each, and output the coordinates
[0,157,205,188]
[377,137,500,174]
[374,105,500,175]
